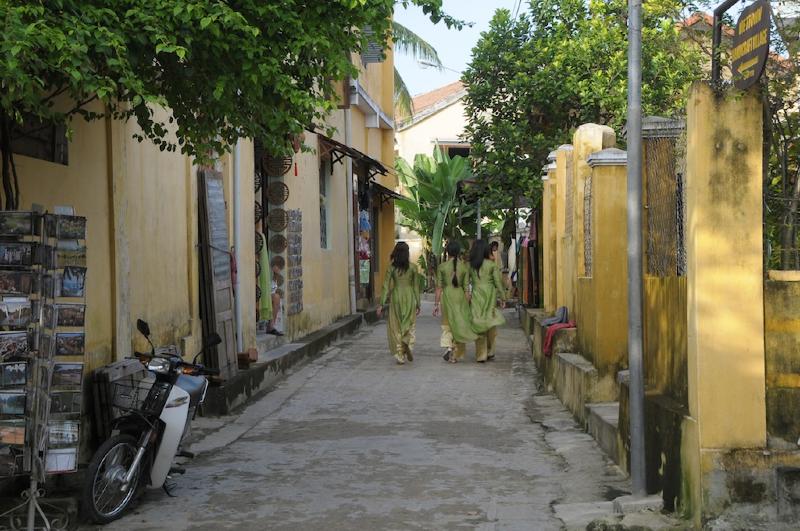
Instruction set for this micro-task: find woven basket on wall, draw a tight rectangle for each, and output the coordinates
[267,208,288,232]
[270,255,285,270]
[262,155,292,176]
[267,181,290,205]
[269,234,287,254]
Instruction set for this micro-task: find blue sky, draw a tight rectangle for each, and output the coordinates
[394,0,519,97]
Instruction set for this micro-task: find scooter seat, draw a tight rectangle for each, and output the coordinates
[175,374,207,408]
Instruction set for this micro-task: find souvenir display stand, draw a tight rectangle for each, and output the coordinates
[0,210,86,530]
[259,152,292,330]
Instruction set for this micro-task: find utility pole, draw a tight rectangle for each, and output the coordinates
[627,0,647,497]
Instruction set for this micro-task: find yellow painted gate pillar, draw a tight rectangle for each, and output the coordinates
[554,145,573,311]
[585,148,629,396]
[570,125,615,334]
[683,82,767,521]
[542,151,558,313]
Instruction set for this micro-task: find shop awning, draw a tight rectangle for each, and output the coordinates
[370,181,406,206]
[311,130,388,178]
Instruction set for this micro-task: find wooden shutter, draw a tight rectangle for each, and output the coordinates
[198,169,238,380]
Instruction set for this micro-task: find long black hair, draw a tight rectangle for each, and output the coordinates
[391,241,410,272]
[469,239,490,276]
[445,240,461,287]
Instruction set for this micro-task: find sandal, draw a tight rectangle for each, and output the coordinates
[442,350,452,362]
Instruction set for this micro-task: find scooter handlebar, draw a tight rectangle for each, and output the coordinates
[177,360,220,377]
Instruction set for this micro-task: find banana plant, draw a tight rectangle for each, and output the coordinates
[395,146,475,259]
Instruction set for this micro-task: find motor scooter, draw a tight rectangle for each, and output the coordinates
[82,319,220,524]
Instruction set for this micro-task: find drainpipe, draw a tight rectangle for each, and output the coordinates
[233,139,244,352]
[345,109,357,314]
[627,0,646,497]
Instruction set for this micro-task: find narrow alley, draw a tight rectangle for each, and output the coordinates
[104,303,629,531]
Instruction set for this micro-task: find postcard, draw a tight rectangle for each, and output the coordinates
[0,212,35,237]
[54,248,86,269]
[0,419,25,446]
[0,332,29,360]
[0,362,26,388]
[47,420,78,449]
[45,447,77,473]
[0,271,33,296]
[46,215,86,241]
[0,243,33,267]
[51,363,82,389]
[49,391,81,416]
[0,391,26,416]
[50,304,85,328]
[0,300,32,330]
[60,267,86,298]
[55,333,84,356]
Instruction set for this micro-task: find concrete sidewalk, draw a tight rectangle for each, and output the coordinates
[100,303,638,530]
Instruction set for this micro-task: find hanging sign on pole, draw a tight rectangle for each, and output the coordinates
[731,0,770,90]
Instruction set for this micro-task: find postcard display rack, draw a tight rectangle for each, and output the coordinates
[0,210,86,530]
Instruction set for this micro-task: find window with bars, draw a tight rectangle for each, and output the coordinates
[11,116,68,165]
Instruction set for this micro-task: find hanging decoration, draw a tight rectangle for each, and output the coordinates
[267,209,288,232]
[270,255,285,270]
[269,234,287,254]
[262,155,292,177]
[267,182,290,206]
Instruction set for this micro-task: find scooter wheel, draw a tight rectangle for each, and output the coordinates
[81,434,143,524]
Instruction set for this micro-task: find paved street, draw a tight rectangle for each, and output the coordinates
[105,304,629,530]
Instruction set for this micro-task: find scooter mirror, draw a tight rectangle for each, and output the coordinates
[136,319,151,338]
[206,333,222,348]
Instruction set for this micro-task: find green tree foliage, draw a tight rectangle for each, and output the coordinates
[392,20,443,118]
[462,1,701,208]
[0,0,457,208]
[395,147,475,260]
[763,8,800,269]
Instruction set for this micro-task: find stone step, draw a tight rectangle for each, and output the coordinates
[256,332,285,358]
[586,401,622,467]
[553,352,598,424]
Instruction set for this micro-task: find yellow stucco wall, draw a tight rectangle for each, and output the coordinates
[764,277,800,441]
[283,127,351,339]
[15,104,258,373]
[17,102,114,371]
[644,276,688,404]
